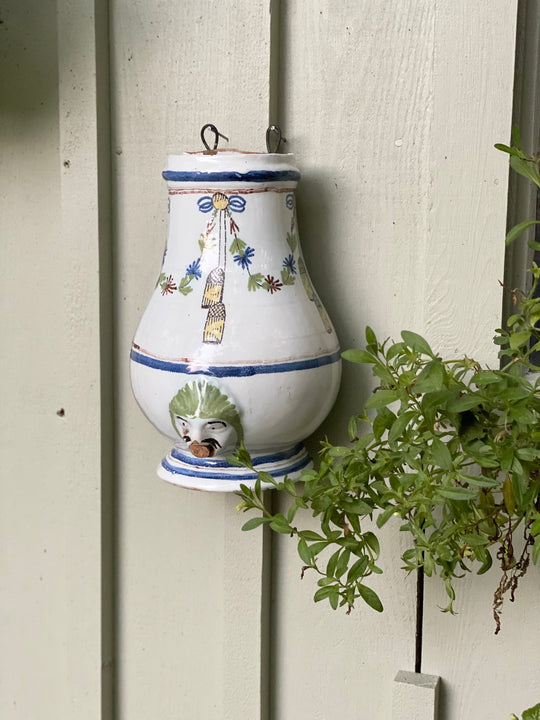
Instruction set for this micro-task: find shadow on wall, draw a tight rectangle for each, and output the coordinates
[296,169,373,453]
[0,1,62,136]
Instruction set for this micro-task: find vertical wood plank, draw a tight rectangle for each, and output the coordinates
[271,2,433,717]
[421,5,540,720]
[272,1,532,719]
[110,2,275,717]
[0,0,111,717]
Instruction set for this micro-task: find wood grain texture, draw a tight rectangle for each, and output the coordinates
[0,1,109,717]
[421,5,540,720]
[110,2,275,718]
[272,1,529,719]
[272,2,432,715]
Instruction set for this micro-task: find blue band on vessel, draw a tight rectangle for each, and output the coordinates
[161,453,311,480]
[130,348,341,376]
[162,169,301,183]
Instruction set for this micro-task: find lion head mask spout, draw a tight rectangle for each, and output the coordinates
[168,380,243,458]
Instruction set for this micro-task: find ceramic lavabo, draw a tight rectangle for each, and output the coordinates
[130,146,341,491]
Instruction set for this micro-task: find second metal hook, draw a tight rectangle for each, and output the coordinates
[266,125,287,153]
[200,124,229,151]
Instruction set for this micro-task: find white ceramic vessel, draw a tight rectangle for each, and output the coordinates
[130,150,341,491]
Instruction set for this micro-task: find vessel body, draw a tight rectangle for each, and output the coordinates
[130,151,341,491]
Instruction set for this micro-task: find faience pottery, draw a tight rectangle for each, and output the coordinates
[130,150,341,491]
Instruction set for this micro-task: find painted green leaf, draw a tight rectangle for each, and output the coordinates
[247,273,264,292]
[229,237,247,254]
[286,232,297,253]
[280,268,295,285]
[178,285,193,296]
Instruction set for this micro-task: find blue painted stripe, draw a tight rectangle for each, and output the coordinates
[162,169,301,183]
[171,443,305,468]
[130,349,341,376]
[161,453,311,481]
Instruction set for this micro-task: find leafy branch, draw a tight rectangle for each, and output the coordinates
[235,131,540,633]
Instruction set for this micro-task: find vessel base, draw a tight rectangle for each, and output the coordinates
[158,443,312,492]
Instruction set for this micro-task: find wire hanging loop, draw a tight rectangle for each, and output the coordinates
[200,124,229,151]
[266,125,287,153]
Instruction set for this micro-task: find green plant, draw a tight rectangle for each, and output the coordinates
[511,702,540,720]
[235,130,540,633]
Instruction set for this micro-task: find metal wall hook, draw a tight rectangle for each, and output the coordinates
[200,124,229,151]
[266,125,287,153]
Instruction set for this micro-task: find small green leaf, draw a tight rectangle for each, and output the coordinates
[388,410,414,446]
[437,487,478,500]
[342,349,377,364]
[357,583,383,612]
[314,585,337,602]
[503,474,515,515]
[447,394,481,412]
[269,514,293,534]
[347,556,369,583]
[523,703,540,720]
[430,437,453,471]
[401,330,434,357]
[414,359,445,393]
[342,498,372,515]
[506,219,540,245]
[298,530,325,541]
[509,331,531,350]
[242,517,268,531]
[477,549,493,575]
[298,538,313,565]
[365,326,377,346]
[364,388,399,409]
[363,531,380,558]
[472,370,501,385]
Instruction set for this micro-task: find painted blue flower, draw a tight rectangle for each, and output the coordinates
[233,246,255,270]
[186,258,202,279]
[282,254,297,274]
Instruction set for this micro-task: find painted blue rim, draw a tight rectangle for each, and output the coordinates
[171,443,305,468]
[130,348,341,377]
[161,453,311,481]
[162,170,301,183]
